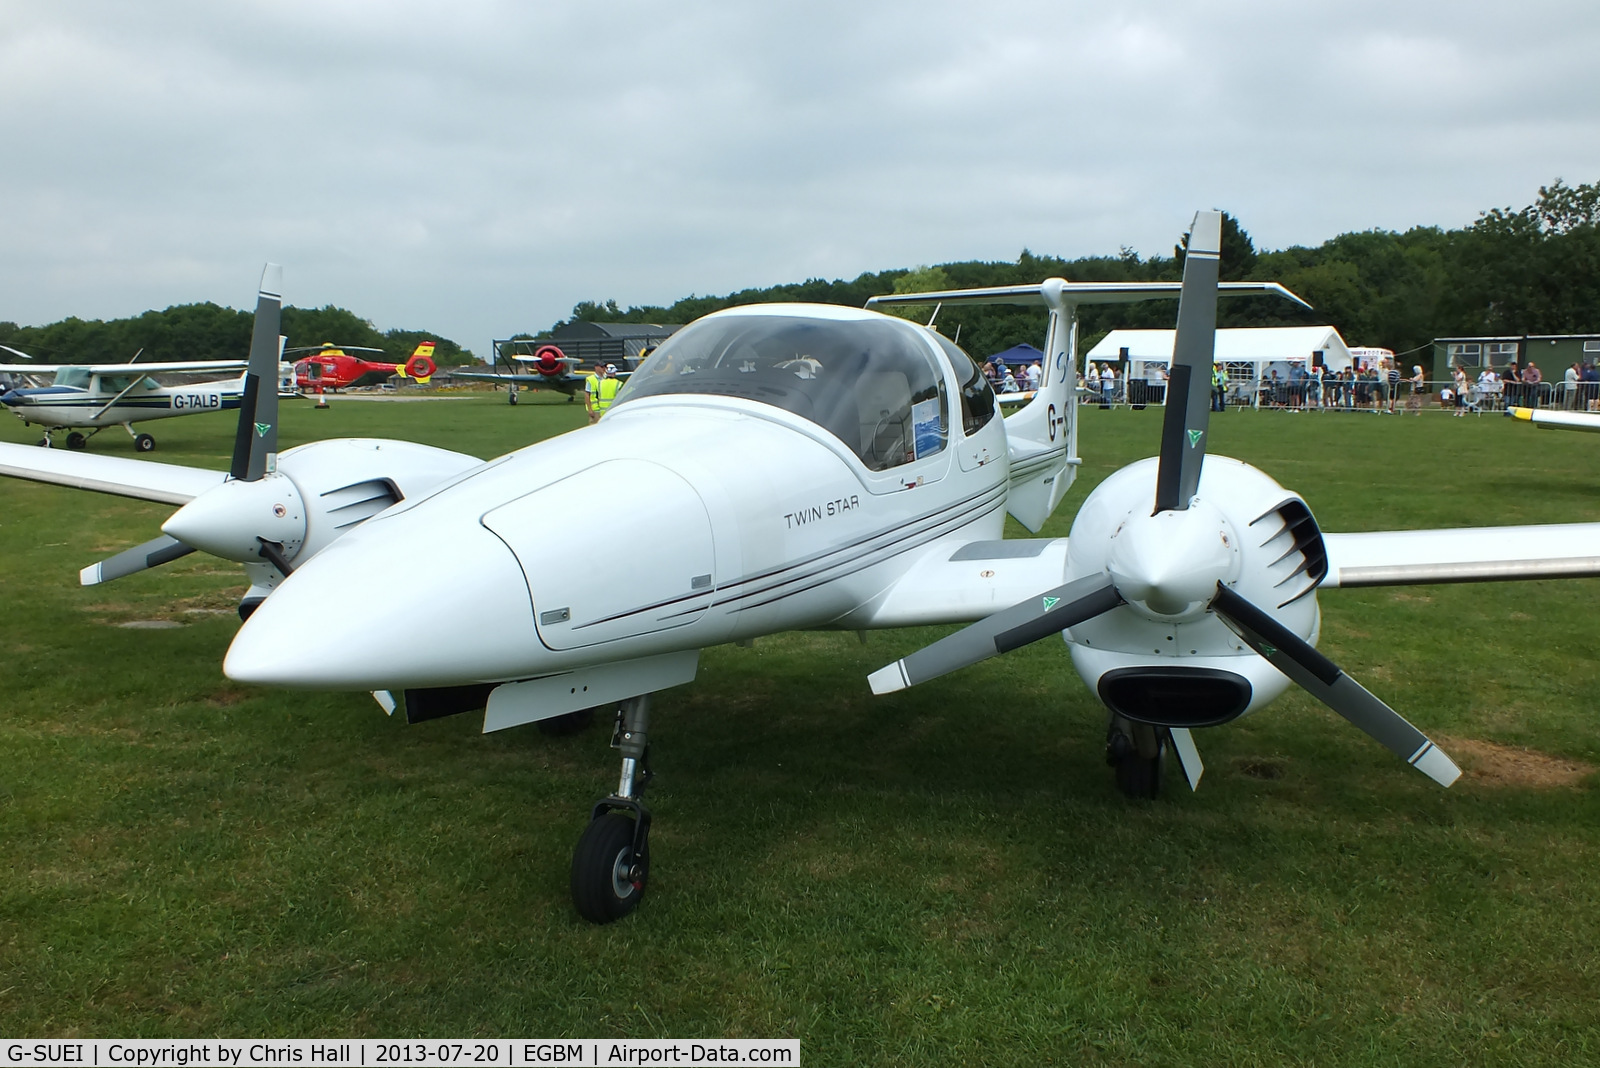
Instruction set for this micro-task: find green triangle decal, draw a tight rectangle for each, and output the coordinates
[1042,596,1060,611]
[1187,429,1204,448]
[255,422,272,438]
[1260,643,1277,657]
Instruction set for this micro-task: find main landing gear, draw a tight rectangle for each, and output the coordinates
[1106,716,1168,799]
[121,424,155,452]
[571,694,654,923]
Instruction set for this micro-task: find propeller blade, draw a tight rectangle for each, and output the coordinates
[79,534,196,586]
[869,574,1123,694]
[230,264,283,482]
[1210,583,1461,787]
[1153,210,1223,513]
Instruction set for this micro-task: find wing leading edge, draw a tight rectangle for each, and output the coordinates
[0,441,227,505]
[1321,523,1600,587]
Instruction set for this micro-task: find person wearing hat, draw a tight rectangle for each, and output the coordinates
[586,360,621,425]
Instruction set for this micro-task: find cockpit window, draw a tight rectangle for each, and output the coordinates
[54,368,90,389]
[613,314,948,471]
[98,375,155,393]
[928,331,996,436]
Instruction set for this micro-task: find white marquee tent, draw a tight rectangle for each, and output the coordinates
[1085,326,1355,404]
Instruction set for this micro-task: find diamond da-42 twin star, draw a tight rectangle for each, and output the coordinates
[208,211,1600,923]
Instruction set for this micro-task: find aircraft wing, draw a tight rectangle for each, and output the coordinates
[451,371,577,385]
[0,441,227,505]
[0,364,61,374]
[1321,523,1600,587]
[114,360,247,374]
[1507,407,1600,433]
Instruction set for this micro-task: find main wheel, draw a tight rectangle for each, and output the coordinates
[571,813,648,923]
[537,708,595,737]
[134,433,155,453]
[66,432,87,450]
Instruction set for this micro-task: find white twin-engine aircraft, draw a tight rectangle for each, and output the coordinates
[5,215,1599,925]
[0,349,295,453]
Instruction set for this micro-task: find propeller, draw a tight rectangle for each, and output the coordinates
[230,264,283,483]
[869,574,1123,694]
[81,264,296,588]
[1153,211,1221,514]
[870,211,1461,789]
[1207,584,1460,785]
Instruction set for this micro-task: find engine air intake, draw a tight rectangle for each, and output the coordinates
[1097,667,1253,728]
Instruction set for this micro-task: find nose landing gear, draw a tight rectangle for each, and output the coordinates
[1106,716,1168,799]
[571,694,654,923]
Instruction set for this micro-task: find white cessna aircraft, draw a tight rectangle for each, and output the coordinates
[207,211,1600,924]
[0,346,299,453]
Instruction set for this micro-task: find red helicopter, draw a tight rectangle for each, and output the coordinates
[290,341,437,394]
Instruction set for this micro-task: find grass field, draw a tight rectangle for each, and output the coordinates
[1,392,1598,1062]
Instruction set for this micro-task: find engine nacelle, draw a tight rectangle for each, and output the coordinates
[167,438,481,607]
[1062,455,1328,726]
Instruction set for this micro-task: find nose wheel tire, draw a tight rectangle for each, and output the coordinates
[571,812,649,923]
[508,390,519,406]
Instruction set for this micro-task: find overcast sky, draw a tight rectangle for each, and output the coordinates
[3,1,1597,356]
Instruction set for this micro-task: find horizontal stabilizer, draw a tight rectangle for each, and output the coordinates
[867,279,1311,311]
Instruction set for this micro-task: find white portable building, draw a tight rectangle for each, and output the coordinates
[1086,326,1355,399]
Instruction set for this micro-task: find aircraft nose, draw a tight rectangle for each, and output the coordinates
[223,516,536,690]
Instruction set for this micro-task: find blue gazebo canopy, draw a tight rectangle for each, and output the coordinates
[988,343,1043,367]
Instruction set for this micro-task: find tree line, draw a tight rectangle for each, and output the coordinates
[547,179,1600,360]
[0,303,474,367]
[5,180,1592,368]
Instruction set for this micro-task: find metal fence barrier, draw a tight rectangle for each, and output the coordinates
[1075,376,1600,413]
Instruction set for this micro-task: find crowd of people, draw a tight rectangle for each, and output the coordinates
[979,355,1043,395]
[1069,355,1600,414]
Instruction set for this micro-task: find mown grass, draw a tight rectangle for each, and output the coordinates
[1,393,1598,1062]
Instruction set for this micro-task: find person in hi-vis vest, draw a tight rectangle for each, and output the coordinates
[586,361,620,425]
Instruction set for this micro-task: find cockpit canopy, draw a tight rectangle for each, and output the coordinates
[613,311,957,471]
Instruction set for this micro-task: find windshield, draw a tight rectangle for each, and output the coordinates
[613,313,948,471]
[53,368,91,389]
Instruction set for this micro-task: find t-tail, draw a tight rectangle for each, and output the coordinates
[867,267,1308,531]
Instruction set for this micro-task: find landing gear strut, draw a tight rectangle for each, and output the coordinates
[1106,716,1168,799]
[571,695,653,923]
